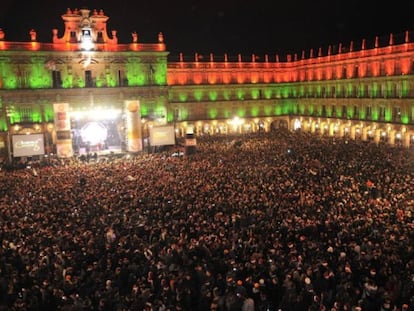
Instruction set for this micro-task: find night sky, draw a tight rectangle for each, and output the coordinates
[0,0,413,59]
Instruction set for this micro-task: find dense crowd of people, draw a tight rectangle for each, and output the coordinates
[1,129,414,311]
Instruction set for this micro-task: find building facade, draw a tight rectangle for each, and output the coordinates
[1,8,414,161]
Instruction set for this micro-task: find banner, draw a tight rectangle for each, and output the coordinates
[12,134,45,157]
[125,100,142,152]
[53,103,73,158]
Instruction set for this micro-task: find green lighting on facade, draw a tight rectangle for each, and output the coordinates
[284,101,294,115]
[298,103,305,115]
[140,103,149,117]
[346,84,353,97]
[0,61,17,89]
[75,76,85,88]
[372,108,379,121]
[28,62,52,88]
[282,87,290,98]
[401,115,409,124]
[250,106,260,117]
[178,93,188,102]
[308,105,314,115]
[264,89,272,99]
[44,104,54,122]
[359,108,366,119]
[208,91,218,101]
[180,109,189,120]
[326,105,332,117]
[307,86,313,98]
[62,74,73,88]
[401,80,409,97]
[106,73,117,87]
[385,108,392,121]
[223,89,231,100]
[236,89,245,100]
[264,105,272,116]
[274,104,282,115]
[31,108,42,122]
[275,88,281,98]
[126,62,146,86]
[386,81,392,98]
[10,112,21,124]
[194,90,203,101]
[358,85,365,97]
[152,62,167,85]
[371,83,378,97]
[347,106,353,119]
[336,84,341,97]
[96,74,105,87]
[0,119,6,131]
[237,108,246,117]
[316,85,322,97]
[208,108,218,118]
[316,105,323,117]
[299,86,305,97]
[251,89,260,99]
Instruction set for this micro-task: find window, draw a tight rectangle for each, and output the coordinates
[70,31,77,43]
[97,32,104,43]
[85,70,93,87]
[52,71,62,88]
[393,107,401,122]
[332,105,337,117]
[366,106,372,120]
[342,105,347,118]
[322,105,327,116]
[381,83,387,98]
[379,106,386,120]
[18,105,32,123]
[354,106,359,119]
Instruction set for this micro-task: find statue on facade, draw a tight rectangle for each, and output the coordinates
[132,31,138,43]
[158,32,164,43]
[29,29,37,41]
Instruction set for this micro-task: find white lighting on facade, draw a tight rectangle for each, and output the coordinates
[80,28,94,51]
[71,108,122,120]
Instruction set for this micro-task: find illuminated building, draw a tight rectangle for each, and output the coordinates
[1,8,414,161]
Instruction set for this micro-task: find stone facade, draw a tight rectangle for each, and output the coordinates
[1,8,414,160]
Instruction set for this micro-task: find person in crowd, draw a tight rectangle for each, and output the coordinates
[0,129,414,310]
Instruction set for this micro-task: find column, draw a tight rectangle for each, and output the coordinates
[310,122,316,133]
[328,123,335,136]
[403,132,411,148]
[350,125,356,140]
[53,103,73,158]
[339,124,346,138]
[125,100,142,152]
[388,130,396,145]
[374,129,381,144]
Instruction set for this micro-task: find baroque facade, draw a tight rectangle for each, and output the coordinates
[1,8,414,161]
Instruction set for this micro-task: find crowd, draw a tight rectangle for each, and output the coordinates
[0,129,414,311]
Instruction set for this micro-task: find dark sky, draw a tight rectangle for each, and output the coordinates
[1,0,413,59]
